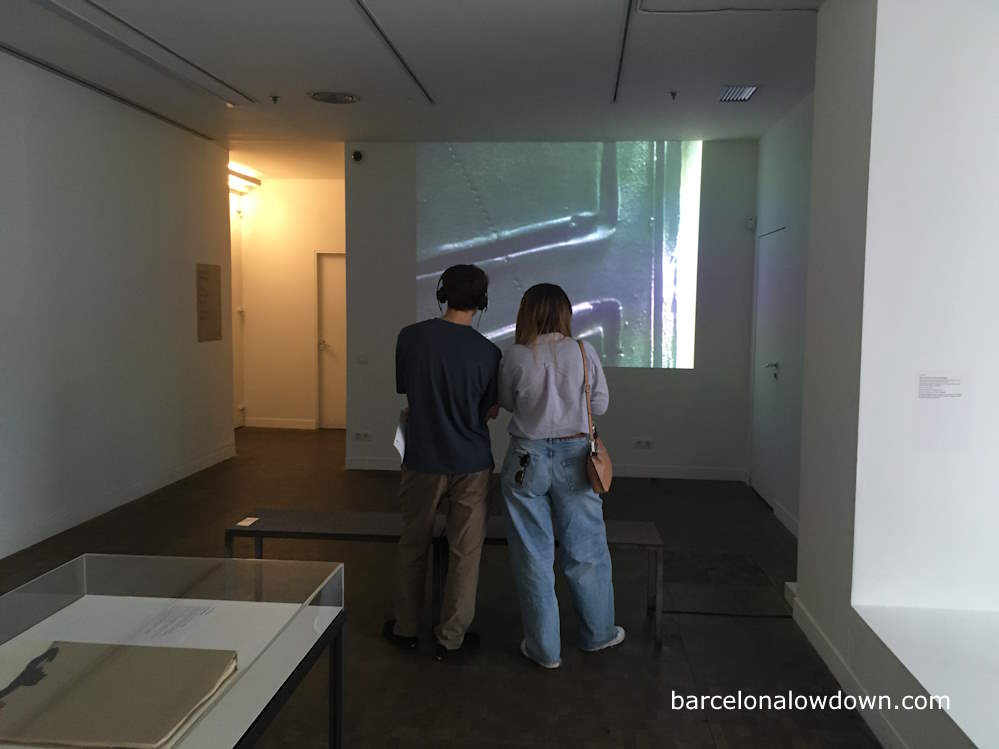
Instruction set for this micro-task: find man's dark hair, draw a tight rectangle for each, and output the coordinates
[437,264,489,311]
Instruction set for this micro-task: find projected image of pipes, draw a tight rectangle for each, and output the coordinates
[415,141,702,368]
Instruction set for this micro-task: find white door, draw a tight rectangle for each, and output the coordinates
[750,227,806,532]
[318,254,347,429]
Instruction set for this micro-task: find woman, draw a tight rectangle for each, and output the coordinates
[498,283,623,669]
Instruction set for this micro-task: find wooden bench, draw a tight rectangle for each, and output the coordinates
[225,508,664,646]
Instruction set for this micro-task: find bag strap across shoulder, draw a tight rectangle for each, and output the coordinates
[578,340,596,450]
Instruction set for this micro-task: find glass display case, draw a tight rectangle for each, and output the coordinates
[0,554,345,749]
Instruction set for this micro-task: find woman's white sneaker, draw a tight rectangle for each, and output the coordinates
[582,626,626,652]
[520,639,561,669]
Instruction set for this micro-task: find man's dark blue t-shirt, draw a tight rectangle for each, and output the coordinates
[396,318,501,475]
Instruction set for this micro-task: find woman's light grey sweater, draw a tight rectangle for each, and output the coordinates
[498,333,609,439]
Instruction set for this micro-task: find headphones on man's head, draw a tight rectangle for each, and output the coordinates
[435,274,448,306]
[436,266,488,311]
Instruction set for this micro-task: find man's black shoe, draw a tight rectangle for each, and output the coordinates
[435,632,480,662]
[382,620,417,651]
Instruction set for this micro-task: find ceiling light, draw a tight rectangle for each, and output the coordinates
[228,162,261,194]
[720,85,758,102]
[308,91,360,104]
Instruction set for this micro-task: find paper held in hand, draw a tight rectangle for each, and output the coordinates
[393,409,407,461]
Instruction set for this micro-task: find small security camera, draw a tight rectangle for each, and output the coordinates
[351,150,364,162]
[669,90,678,101]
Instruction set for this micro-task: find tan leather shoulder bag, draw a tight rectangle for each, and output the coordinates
[578,340,613,494]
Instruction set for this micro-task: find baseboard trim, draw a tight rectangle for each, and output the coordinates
[1,440,236,561]
[784,581,798,607]
[606,463,748,481]
[793,598,911,749]
[345,456,401,471]
[121,441,237,502]
[749,484,800,537]
[773,502,799,537]
[244,417,317,430]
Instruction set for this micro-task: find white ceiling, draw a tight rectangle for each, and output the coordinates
[0,0,817,145]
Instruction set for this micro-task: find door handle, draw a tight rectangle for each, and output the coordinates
[763,361,779,380]
[319,339,330,351]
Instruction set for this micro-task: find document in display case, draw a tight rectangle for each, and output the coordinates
[0,640,237,748]
[0,555,345,749]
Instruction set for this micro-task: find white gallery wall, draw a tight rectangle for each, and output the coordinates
[793,1,973,747]
[853,0,999,611]
[0,52,234,560]
[848,1,999,745]
[345,140,758,479]
[229,144,345,430]
[750,93,813,534]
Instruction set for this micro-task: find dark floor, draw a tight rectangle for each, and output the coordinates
[0,429,881,748]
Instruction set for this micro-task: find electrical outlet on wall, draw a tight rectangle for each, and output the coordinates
[633,439,654,450]
[353,432,373,442]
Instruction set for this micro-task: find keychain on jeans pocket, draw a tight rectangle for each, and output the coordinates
[515,453,530,485]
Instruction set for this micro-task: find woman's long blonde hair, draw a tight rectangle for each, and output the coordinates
[515,284,573,345]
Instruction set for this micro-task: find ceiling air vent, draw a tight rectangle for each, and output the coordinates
[720,85,758,102]
[308,91,360,104]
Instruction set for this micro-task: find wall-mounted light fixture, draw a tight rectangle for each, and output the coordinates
[228,162,261,194]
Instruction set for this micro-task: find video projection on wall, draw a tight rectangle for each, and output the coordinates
[415,141,702,368]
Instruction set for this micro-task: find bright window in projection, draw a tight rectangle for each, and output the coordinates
[415,141,702,368]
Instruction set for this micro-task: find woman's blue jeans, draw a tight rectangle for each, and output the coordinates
[500,436,617,665]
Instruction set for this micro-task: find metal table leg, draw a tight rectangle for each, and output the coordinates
[234,613,345,749]
[330,625,343,749]
[646,549,655,614]
[254,536,263,559]
[654,547,664,648]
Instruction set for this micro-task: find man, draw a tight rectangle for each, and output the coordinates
[384,264,501,660]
